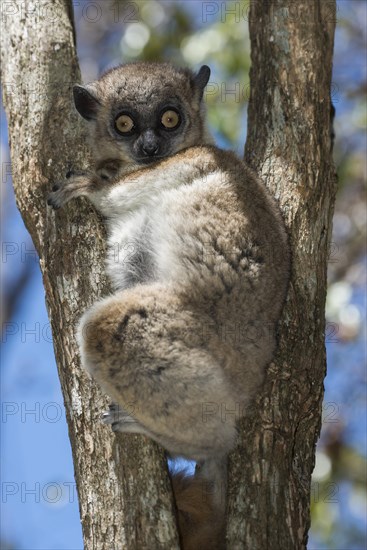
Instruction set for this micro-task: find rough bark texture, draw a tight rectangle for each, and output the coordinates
[1,0,336,549]
[226,1,337,548]
[1,1,179,548]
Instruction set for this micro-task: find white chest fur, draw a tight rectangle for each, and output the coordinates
[93,167,223,291]
[95,172,181,291]
[106,208,154,290]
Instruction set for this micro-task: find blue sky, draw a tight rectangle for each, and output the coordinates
[1,2,366,548]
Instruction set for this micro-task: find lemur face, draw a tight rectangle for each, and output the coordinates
[107,97,190,165]
[73,62,211,167]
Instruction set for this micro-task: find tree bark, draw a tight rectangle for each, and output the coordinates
[1,1,179,548]
[227,1,337,548]
[1,0,336,549]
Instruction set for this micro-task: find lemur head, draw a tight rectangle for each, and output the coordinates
[73,62,212,167]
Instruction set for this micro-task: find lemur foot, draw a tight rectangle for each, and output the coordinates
[102,402,152,436]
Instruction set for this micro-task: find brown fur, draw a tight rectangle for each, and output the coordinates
[48,62,291,548]
[172,472,225,550]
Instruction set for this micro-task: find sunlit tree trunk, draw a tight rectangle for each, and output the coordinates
[1,1,179,548]
[227,1,337,548]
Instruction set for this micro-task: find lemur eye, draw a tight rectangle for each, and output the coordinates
[161,110,180,129]
[115,114,135,134]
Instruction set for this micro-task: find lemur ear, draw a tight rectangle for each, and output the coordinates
[193,65,211,100]
[73,85,101,120]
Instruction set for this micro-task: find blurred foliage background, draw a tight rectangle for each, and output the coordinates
[1,1,366,548]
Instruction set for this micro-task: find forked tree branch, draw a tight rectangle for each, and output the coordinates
[1,1,336,549]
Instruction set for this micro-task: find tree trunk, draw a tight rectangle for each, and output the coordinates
[1,0,336,549]
[1,1,179,548]
[226,1,337,548]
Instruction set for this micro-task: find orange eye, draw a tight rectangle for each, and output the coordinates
[161,110,180,129]
[115,114,134,133]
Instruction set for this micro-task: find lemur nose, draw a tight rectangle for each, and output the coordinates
[141,129,159,157]
[142,143,159,156]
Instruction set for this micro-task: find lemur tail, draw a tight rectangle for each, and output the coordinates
[171,459,227,550]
